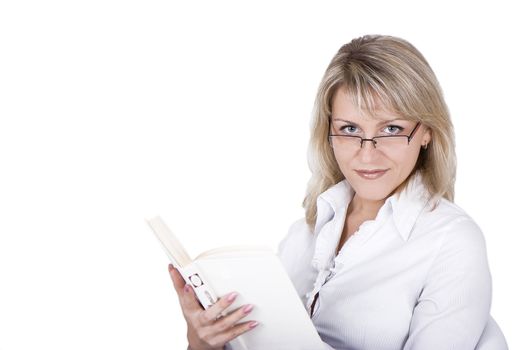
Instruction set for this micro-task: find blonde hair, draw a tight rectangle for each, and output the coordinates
[303,35,456,229]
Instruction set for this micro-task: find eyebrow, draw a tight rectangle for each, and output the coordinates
[332,118,402,127]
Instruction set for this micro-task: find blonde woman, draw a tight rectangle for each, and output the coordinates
[169,35,508,349]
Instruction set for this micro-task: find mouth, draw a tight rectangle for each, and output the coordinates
[354,169,389,180]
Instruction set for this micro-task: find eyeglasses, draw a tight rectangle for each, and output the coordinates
[328,120,421,150]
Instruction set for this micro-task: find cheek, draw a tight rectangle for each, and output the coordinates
[400,146,423,172]
[332,149,355,171]
[381,147,421,179]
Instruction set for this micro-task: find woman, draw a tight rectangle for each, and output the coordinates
[169,35,508,349]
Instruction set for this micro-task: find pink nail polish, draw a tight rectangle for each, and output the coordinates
[184,284,191,293]
[242,304,254,314]
[249,321,258,329]
[227,292,238,302]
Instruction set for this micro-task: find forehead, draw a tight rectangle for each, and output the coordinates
[331,87,403,123]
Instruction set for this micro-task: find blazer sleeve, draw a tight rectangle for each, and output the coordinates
[403,217,492,349]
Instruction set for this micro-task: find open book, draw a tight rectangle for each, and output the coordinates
[146,216,325,350]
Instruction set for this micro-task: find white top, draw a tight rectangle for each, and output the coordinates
[278,175,507,350]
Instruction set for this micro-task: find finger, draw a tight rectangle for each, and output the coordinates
[168,264,185,295]
[215,319,259,345]
[213,304,254,333]
[198,291,240,324]
[179,281,205,314]
[168,265,203,314]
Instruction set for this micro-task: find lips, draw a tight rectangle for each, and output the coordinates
[355,169,389,180]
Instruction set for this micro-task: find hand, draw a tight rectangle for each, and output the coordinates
[168,264,258,350]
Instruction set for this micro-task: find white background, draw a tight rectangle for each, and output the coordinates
[0,1,522,349]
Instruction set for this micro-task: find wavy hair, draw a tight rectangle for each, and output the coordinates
[303,35,456,229]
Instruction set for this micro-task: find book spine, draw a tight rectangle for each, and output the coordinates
[179,265,249,350]
[178,264,218,309]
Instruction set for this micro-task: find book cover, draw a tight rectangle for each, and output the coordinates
[146,216,324,350]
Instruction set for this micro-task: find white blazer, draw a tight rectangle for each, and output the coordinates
[278,175,507,350]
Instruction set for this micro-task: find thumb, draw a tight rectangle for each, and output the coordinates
[168,264,186,295]
[168,264,204,313]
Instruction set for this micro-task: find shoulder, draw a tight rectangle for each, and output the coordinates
[277,217,317,269]
[417,198,488,268]
[278,218,313,255]
[418,198,485,243]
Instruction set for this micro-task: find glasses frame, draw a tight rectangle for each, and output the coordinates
[328,120,422,149]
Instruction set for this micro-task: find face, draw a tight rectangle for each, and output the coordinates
[330,88,431,202]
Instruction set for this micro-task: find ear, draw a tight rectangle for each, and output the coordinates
[421,127,432,147]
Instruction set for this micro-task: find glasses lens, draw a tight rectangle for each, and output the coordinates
[374,136,408,149]
[330,136,362,149]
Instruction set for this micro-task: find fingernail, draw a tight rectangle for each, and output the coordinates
[242,304,254,314]
[249,321,258,329]
[184,284,191,293]
[227,292,238,302]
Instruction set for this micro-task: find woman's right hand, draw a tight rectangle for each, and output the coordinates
[168,264,258,350]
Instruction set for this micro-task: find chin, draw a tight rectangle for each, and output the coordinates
[353,188,391,202]
[347,176,397,202]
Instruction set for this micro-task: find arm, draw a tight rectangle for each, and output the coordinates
[403,218,492,349]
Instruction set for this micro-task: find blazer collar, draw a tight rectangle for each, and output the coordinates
[388,175,432,241]
[314,174,431,241]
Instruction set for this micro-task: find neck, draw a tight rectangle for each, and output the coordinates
[348,194,385,219]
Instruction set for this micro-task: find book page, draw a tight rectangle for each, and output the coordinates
[193,253,324,349]
[195,245,273,260]
[146,216,192,267]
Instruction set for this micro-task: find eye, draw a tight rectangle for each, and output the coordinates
[382,125,405,135]
[339,124,360,135]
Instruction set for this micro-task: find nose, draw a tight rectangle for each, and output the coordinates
[358,139,379,163]
[359,139,377,149]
